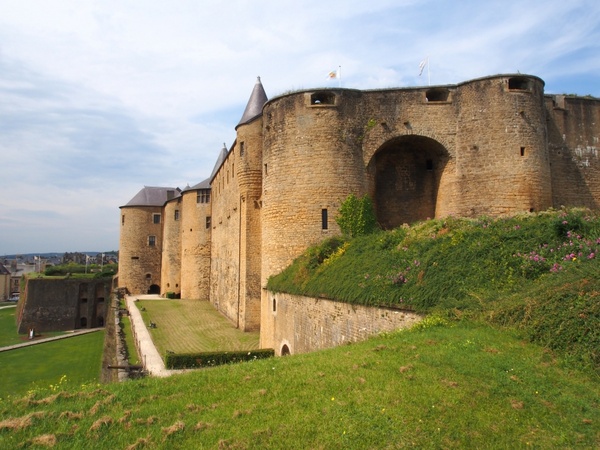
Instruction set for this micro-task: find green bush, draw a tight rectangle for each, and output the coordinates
[165,349,275,369]
[336,194,379,237]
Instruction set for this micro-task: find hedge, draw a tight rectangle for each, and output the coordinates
[165,349,275,369]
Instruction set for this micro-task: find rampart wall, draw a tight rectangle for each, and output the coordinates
[210,142,242,327]
[262,291,422,354]
[546,95,600,208]
[17,278,111,333]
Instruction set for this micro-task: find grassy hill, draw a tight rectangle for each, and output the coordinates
[0,208,598,448]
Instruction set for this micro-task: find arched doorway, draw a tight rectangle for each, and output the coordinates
[369,135,449,229]
[148,284,160,294]
[281,344,291,356]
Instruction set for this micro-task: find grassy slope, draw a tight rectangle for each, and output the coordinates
[269,208,600,370]
[0,322,597,449]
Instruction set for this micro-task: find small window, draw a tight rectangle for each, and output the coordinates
[148,235,156,246]
[174,210,180,221]
[206,216,211,229]
[240,142,245,157]
[264,164,268,175]
[153,214,161,224]
[121,214,125,225]
[520,147,526,157]
[426,159,433,171]
[322,209,328,230]
[145,273,151,279]
[311,92,336,105]
[131,256,139,260]
[508,77,530,91]
[425,88,450,102]
[81,298,88,304]
[272,298,277,312]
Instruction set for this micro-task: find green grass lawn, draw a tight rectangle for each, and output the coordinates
[119,315,140,365]
[0,307,67,347]
[136,299,259,356]
[0,331,105,399]
[0,320,597,449]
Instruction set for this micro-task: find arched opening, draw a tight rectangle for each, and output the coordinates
[369,135,449,229]
[281,344,291,356]
[148,284,160,294]
[80,317,88,328]
[97,316,104,327]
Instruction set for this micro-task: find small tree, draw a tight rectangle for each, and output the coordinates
[336,194,379,238]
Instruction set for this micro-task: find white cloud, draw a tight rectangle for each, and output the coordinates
[0,0,598,254]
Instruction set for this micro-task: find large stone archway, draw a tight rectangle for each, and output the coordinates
[369,135,450,229]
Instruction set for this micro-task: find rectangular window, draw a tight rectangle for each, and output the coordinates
[174,210,180,221]
[520,147,526,157]
[206,216,212,229]
[322,209,328,230]
[426,159,433,171]
[121,214,125,225]
[197,190,211,204]
[153,214,161,224]
[240,141,245,156]
[148,235,156,246]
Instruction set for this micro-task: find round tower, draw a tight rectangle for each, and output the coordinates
[454,74,551,216]
[118,186,175,295]
[180,179,212,300]
[161,193,182,297]
[260,89,367,285]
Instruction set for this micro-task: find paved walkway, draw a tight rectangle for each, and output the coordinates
[125,295,173,377]
[0,327,103,353]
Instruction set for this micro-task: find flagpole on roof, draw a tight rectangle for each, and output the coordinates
[338,65,342,88]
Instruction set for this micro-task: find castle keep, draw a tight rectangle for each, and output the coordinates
[119,74,600,351]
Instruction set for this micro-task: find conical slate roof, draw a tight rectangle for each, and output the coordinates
[121,186,180,208]
[209,143,230,182]
[237,77,268,128]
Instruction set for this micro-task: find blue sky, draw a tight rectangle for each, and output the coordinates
[0,0,599,254]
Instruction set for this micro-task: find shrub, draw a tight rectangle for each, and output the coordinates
[336,194,379,237]
[165,349,275,369]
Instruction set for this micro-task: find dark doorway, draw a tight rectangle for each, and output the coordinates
[80,317,87,328]
[281,344,291,356]
[148,284,160,294]
[370,135,448,229]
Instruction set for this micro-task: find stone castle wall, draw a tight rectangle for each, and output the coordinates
[546,95,600,209]
[262,291,422,355]
[209,142,242,327]
[17,278,111,333]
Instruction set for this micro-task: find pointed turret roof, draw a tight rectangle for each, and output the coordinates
[209,143,230,182]
[237,77,268,128]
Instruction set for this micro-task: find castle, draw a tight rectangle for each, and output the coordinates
[119,74,600,351]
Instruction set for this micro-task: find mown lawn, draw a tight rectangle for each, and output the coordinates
[0,331,105,399]
[135,299,259,356]
[0,307,66,347]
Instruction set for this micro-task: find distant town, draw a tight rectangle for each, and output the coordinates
[0,251,118,302]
